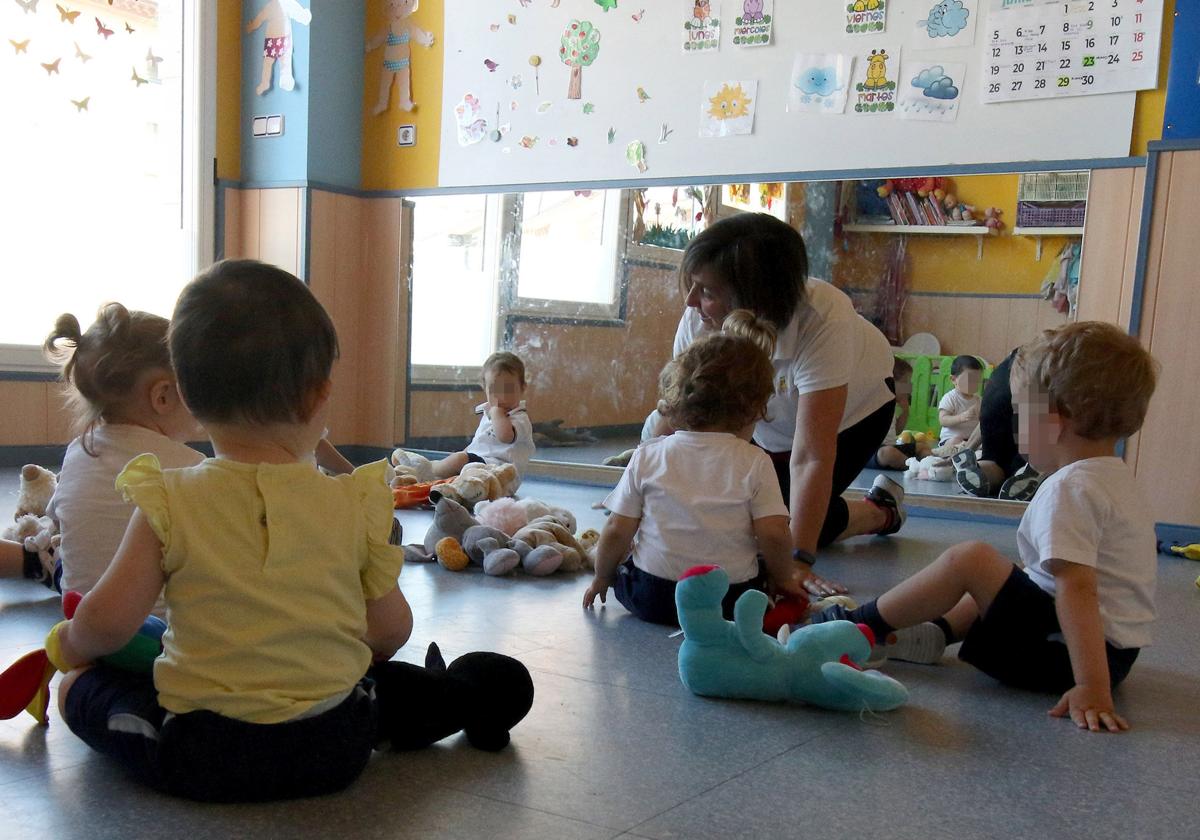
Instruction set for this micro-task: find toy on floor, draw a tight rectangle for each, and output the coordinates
[13,464,56,517]
[1167,543,1200,561]
[392,477,453,509]
[409,498,596,575]
[372,642,533,752]
[905,455,954,482]
[675,565,909,712]
[474,496,577,536]
[429,462,521,510]
[4,464,61,584]
[0,591,165,725]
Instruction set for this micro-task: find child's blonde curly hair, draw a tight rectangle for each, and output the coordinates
[1012,321,1158,440]
[658,309,776,433]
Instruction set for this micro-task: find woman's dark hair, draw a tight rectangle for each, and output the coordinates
[678,212,809,330]
[950,354,984,376]
[169,260,339,425]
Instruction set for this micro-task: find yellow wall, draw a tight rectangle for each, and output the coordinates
[216,0,243,181]
[1130,0,1173,157]
[360,0,445,191]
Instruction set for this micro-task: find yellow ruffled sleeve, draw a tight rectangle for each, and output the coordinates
[353,460,404,600]
[115,453,171,552]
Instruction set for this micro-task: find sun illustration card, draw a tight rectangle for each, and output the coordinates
[788,53,854,114]
[699,80,758,137]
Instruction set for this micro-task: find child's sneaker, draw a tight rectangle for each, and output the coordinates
[865,474,906,536]
[953,449,991,497]
[998,463,1042,501]
[931,440,969,458]
[872,623,947,666]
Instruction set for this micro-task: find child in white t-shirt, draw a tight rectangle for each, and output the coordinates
[0,305,204,600]
[583,311,806,625]
[393,352,536,488]
[813,322,1158,733]
[937,354,984,445]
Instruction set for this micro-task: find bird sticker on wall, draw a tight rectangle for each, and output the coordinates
[95,17,114,39]
[41,57,61,75]
[124,22,134,34]
[131,66,148,87]
[9,38,30,54]
[484,58,499,72]
[71,96,89,112]
[636,85,650,103]
[74,41,91,62]
[15,0,38,14]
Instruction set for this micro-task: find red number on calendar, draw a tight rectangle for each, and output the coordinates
[1133,31,1144,41]
[1131,49,1143,61]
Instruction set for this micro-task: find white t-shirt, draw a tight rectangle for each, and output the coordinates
[603,431,789,584]
[465,406,535,479]
[47,424,204,614]
[938,389,981,441]
[1018,457,1157,649]
[674,279,895,451]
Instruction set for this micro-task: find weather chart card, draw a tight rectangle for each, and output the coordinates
[981,0,1164,103]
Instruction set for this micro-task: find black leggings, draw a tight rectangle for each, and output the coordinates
[764,391,896,547]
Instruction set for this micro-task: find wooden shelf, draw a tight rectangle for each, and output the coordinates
[843,223,991,259]
[1013,226,1085,260]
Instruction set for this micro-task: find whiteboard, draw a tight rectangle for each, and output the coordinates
[437,0,1137,188]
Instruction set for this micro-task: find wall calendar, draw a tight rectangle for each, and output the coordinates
[981,0,1163,103]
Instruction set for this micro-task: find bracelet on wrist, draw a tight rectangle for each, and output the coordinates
[792,548,816,566]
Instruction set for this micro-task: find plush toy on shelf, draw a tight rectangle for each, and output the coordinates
[0,591,165,726]
[675,565,909,712]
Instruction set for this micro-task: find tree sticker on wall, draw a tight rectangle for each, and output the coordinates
[559,19,600,100]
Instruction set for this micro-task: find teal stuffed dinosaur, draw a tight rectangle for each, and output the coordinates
[675,565,909,713]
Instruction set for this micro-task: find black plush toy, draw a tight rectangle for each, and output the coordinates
[370,643,534,752]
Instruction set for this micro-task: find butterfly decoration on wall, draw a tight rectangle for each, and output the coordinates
[56,4,80,23]
[125,22,134,34]
[131,66,148,86]
[71,96,89,111]
[9,38,30,54]
[74,41,90,62]
[95,17,114,39]
[146,48,162,67]
[41,58,61,75]
[15,0,38,15]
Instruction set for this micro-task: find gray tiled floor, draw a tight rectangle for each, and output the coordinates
[2,469,1199,839]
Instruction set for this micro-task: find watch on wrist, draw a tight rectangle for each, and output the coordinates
[792,548,816,566]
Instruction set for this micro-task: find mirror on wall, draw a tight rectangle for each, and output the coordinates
[404,170,1089,504]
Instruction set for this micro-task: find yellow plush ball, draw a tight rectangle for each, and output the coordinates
[897,430,915,445]
[435,537,470,571]
[914,432,930,443]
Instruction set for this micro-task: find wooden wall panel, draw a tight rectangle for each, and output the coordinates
[257,188,302,274]
[1076,167,1139,325]
[0,382,50,445]
[222,186,244,260]
[1133,151,1200,526]
[408,390,481,440]
[360,197,403,448]
[393,201,413,445]
[237,188,261,260]
[900,294,1066,366]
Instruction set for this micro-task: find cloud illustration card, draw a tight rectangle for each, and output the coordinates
[908,0,977,49]
[898,60,965,122]
[788,53,853,114]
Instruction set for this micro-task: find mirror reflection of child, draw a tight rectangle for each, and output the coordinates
[867,357,934,470]
[393,353,535,488]
[938,355,984,447]
[583,311,807,626]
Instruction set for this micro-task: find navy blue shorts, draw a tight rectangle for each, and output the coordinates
[64,666,378,802]
[959,565,1139,694]
[613,557,765,627]
[865,440,917,470]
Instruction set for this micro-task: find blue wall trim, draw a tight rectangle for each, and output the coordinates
[1147,138,1200,152]
[840,288,1047,300]
[1163,0,1200,140]
[1128,148,1161,337]
[0,371,59,382]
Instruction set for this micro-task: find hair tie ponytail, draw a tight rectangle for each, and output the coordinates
[721,308,777,357]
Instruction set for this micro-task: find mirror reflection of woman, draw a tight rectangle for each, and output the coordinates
[664,213,904,595]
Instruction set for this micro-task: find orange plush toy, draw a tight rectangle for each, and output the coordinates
[392,478,454,509]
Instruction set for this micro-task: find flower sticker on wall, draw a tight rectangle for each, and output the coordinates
[788,52,853,114]
[897,60,964,122]
[246,0,312,95]
[699,80,757,137]
[454,92,488,145]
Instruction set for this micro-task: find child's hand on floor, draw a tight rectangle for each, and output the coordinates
[583,576,612,609]
[1049,684,1129,733]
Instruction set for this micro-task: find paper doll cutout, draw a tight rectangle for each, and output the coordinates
[366,0,435,114]
[788,52,853,114]
[246,0,312,95]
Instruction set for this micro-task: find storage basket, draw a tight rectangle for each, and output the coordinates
[1016,201,1086,228]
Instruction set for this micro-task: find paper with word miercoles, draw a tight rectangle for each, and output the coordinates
[981,0,1164,103]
